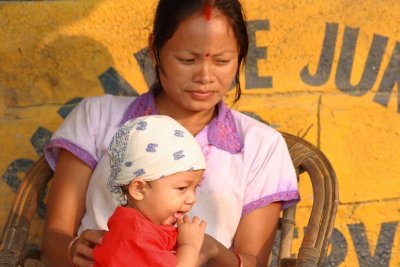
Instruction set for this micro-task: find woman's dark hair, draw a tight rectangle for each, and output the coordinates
[151,0,248,102]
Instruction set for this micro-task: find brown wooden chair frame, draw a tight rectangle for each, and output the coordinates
[0,132,338,267]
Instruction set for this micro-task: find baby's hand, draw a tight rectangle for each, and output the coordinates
[177,215,206,252]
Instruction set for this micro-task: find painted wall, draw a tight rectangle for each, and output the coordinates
[0,1,399,266]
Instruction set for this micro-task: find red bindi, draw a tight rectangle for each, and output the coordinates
[203,4,212,21]
[205,53,210,57]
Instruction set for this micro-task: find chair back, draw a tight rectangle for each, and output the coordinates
[0,132,338,267]
[279,132,338,267]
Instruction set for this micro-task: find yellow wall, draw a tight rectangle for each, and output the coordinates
[1,1,399,266]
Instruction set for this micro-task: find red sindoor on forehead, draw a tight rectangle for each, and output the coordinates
[203,4,212,20]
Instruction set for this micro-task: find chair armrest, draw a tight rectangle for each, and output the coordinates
[0,156,53,266]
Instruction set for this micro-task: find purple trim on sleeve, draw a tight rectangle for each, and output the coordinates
[45,138,98,170]
[242,190,300,217]
[120,86,243,154]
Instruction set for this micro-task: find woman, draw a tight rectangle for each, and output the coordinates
[41,0,299,266]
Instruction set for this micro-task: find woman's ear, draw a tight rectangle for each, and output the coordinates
[148,33,157,65]
[128,179,148,201]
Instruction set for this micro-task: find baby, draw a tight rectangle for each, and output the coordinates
[93,115,206,267]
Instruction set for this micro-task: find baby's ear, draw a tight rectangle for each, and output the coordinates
[128,179,147,201]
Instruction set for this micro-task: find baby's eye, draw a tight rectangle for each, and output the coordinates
[177,186,187,191]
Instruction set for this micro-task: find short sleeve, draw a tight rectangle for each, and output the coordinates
[242,131,300,216]
[44,97,99,171]
[93,231,177,267]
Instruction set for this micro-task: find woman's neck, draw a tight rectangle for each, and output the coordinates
[155,92,217,136]
[173,111,216,136]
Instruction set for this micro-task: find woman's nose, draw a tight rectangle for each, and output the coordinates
[193,61,214,84]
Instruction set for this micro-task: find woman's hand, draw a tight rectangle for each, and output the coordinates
[197,203,281,267]
[198,233,219,265]
[70,229,106,267]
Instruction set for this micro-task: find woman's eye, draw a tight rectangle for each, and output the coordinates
[215,59,230,65]
[178,58,194,64]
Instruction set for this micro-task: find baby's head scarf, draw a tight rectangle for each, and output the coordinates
[107,115,206,205]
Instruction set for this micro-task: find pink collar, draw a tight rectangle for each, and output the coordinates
[121,89,242,154]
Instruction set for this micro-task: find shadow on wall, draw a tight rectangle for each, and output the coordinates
[0,0,109,109]
[35,35,116,99]
[0,0,117,234]
[1,33,116,190]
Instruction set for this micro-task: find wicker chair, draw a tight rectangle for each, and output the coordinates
[0,131,338,267]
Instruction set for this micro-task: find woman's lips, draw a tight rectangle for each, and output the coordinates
[188,90,213,100]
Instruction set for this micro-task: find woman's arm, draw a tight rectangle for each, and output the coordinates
[41,149,96,267]
[200,202,281,267]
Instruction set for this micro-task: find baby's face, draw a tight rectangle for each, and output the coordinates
[137,169,204,225]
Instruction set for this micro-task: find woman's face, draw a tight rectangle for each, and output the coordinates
[154,9,239,115]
